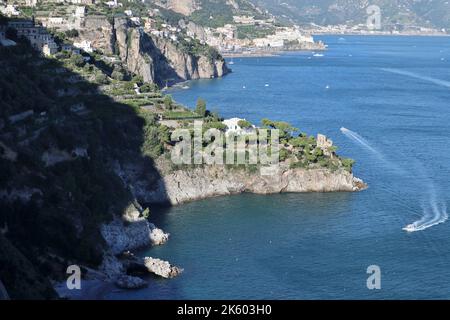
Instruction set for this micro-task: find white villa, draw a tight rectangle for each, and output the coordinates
[73,39,93,53]
[0,4,20,17]
[222,118,256,135]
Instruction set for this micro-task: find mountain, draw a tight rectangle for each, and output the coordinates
[151,0,270,28]
[250,0,450,29]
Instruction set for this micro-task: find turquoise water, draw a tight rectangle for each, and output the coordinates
[110,36,450,299]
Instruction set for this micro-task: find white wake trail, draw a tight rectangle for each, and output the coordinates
[340,127,405,174]
[341,127,448,233]
[381,68,450,89]
[403,167,448,233]
[340,127,383,159]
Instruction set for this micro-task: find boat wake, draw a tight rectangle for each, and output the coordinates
[403,200,448,233]
[341,127,448,232]
[340,127,381,158]
[403,167,448,233]
[380,68,450,89]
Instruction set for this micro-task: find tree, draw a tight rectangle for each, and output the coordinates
[158,125,171,144]
[70,53,85,67]
[261,118,298,141]
[195,98,207,117]
[65,29,79,38]
[140,82,157,93]
[111,69,125,81]
[238,119,252,129]
[204,121,227,132]
[95,73,109,85]
[341,158,355,171]
[164,95,173,110]
[132,75,144,85]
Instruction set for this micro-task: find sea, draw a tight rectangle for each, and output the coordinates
[108,35,450,299]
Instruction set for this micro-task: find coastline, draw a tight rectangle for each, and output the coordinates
[311,32,450,37]
[59,52,368,300]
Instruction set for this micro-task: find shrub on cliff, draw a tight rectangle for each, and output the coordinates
[164,95,174,110]
[341,158,355,172]
[70,53,85,67]
[195,98,207,117]
[65,29,79,38]
[238,119,253,129]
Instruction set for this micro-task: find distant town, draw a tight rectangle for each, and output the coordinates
[0,0,325,57]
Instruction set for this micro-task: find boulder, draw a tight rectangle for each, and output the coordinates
[144,257,183,279]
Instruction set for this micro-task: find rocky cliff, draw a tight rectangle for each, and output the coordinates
[78,16,230,86]
[119,161,366,206]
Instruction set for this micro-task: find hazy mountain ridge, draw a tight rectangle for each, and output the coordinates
[250,0,450,29]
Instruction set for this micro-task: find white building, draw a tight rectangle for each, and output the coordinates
[0,4,20,17]
[43,41,58,56]
[216,24,236,40]
[223,118,256,135]
[253,27,314,48]
[8,20,58,55]
[26,0,38,7]
[73,39,93,53]
[105,0,120,8]
[253,38,284,48]
[124,9,133,17]
[130,17,141,25]
[233,16,256,25]
[74,6,86,18]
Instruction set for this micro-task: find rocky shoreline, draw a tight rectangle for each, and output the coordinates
[55,163,365,299]
[54,203,184,299]
[140,163,366,206]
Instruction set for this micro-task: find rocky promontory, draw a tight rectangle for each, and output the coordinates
[131,163,366,206]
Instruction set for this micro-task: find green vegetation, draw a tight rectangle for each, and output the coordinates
[237,25,276,40]
[238,119,253,129]
[163,110,202,120]
[0,35,172,298]
[65,29,79,38]
[190,0,234,28]
[195,98,207,117]
[178,37,221,62]
[164,95,174,110]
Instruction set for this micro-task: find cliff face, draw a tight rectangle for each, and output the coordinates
[80,16,116,55]
[77,16,230,86]
[114,18,156,83]
[121,162,366,206]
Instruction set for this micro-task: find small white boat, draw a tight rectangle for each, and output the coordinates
[313,53,324,57]
[402,224,416,232]
[229,61,235,65]
[182,86,190,89]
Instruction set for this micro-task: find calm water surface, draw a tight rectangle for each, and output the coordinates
[108,36,450,299]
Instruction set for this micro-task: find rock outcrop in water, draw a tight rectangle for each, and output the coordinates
[101,204,169,255]
[133,163,366,206]
[144,257,183,279]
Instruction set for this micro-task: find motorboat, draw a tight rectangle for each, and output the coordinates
[402,224,416,232]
